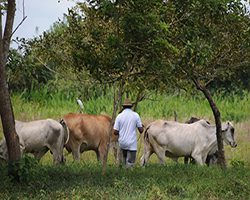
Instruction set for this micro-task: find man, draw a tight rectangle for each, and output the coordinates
[114,98,144,168]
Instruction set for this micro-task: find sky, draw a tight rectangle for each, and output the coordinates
[10,0,250,47]
[13,0,76,41]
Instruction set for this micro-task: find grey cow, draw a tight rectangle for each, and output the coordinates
[141,119,237,166]
[0,119,69,164]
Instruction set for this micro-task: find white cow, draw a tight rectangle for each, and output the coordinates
[0,119,69,164]
[141,119,237,166]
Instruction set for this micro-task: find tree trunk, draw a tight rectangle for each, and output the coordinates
[193,79,226,169]
[0,0,21,180]
[0,78,21,179]
[102,80,124,175]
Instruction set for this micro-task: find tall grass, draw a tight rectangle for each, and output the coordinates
[139,91,250,122]
[11,89,250,123]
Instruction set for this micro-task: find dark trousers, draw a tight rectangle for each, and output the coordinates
[121,149,136,168]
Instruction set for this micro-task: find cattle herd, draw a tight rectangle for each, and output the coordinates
[0,113,237,167]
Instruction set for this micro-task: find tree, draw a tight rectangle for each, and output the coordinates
[66,0,176,90]
[0,0,21,180]
[65,0,176,173]
[167,0,250,167]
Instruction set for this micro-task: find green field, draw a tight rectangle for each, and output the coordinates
[0,91,250,199]
[9,90,250,123]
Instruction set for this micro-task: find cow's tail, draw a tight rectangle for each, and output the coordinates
[60,119,70,145]
[140,124,151,166]
[144,125,151,143]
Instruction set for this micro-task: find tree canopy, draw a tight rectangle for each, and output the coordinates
[10,0,250,95]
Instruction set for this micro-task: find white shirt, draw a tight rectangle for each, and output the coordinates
[114,108,143,151]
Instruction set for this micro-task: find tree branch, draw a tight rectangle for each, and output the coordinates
[11,16,27,38]
[3,0,16,61]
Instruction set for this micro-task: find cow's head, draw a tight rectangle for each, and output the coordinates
[222,121,237,148]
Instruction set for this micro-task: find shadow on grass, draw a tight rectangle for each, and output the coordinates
[0,160,250,199]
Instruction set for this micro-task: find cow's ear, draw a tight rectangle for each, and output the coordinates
[221,123,228,132]
[227,121,233,129]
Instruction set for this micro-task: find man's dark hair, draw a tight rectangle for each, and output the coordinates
[123,105,133,109]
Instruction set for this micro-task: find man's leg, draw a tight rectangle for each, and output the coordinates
[121,149,128,166]
[126,150,136,168]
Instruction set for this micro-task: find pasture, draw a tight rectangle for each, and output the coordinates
[0,91,250,199]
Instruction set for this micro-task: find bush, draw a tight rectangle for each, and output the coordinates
[16,155,39,182]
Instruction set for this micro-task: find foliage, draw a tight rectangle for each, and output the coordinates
[7,48,53,92]
[168,0,250,89]
[7,21,70,92]
[230,159,245,168]
[7,0,250,96]
[17,155,38,182]
[65,0,177,93]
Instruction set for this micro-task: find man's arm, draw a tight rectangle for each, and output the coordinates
[138,126,144,134]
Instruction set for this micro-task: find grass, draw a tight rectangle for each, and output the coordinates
[9,89,250,123]
[0,161,250,200]
[0,90,250,199]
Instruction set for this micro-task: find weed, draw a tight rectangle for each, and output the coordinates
[230,159,245,168]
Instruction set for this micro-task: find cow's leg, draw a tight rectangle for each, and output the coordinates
[171,157,179,163]
[33,148,49,161]
[48,139,66,165]
[190,157,196,164]
[141,149,153,166]
[153,146,166,165]
[206,152,218,166]
[49,146,64,164]
[0,140,9,160]
[19,139,25,157]
[98,143,108,166]
[184,156,196,164]
[141,139,154,166]
[98,144,108,166]
[72,145,81,161]
[202,154,208,165]
[68,140,82,161]
[95,150,100,161]
[116,146,123,166]
[184,156,189,164]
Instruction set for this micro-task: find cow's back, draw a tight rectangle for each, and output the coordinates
[148,119,211,139]
[15,119,63,151]
[15,119,62,139]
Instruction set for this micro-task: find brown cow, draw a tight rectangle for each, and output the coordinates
[63,113,118,165]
